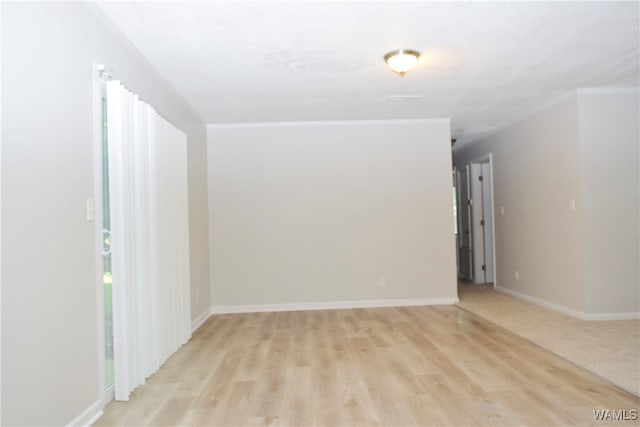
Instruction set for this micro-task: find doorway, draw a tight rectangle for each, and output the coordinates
[456,167,472,281]
[100,93,115,388]
[456,154,495,285]
[94,65,115,396]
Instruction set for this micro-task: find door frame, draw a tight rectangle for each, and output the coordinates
[93,63,115,405]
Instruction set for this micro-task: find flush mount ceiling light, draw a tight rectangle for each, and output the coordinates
[384,49,420,77]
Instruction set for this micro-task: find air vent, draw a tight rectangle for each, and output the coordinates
[387,95,424,103]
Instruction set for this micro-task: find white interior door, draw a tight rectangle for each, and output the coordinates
[469,163,485,283]
[456,168,473,280]
[481,162,495,283]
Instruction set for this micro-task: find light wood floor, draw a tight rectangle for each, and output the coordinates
[458,282,640,395]
[95,306,639,426]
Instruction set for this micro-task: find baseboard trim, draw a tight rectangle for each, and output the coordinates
[494,286,640,321]
[65,399,103,427]
[581,312,640,321]
[191,307,214,333]
[211,297,459,314]
[494,286,585,318]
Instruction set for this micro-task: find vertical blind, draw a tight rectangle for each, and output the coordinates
[106,80,191,401]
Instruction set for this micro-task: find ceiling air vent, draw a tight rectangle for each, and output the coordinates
[387,95,423,103]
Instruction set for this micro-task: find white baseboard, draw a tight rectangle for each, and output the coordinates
[65,399,103,427]
[581,312,640,321]
[494,286,585,318]
[494,286,640,321]
[211,297,458,314]
[191,307,214,333]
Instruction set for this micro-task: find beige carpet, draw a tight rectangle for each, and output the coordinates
[457,283,640,396]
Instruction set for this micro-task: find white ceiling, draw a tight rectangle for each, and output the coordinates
[96,1,639,149]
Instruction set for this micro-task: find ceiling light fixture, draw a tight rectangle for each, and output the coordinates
[384,49,420,77]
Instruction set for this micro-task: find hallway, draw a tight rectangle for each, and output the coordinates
[458,282,640,395]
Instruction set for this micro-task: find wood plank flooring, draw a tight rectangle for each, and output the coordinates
[95,306,639,426]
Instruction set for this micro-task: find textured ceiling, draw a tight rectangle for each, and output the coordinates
[96,1,639,149]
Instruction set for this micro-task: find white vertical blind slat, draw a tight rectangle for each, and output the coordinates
[106,80,191,402]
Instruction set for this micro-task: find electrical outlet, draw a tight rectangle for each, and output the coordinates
[378,276,387,288]
[515,271,520,281]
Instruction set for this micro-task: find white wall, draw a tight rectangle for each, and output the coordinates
[1,3,209,425]
[577,91,639,314]
[454,96,587,312]
[454,90,640,317]
[185,124,211,319]
[208,120,457,308]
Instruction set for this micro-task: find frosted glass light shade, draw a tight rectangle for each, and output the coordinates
[384,49,420,76]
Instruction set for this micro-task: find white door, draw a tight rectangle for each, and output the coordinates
[481,162,495,283]
[469,163,485,283]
